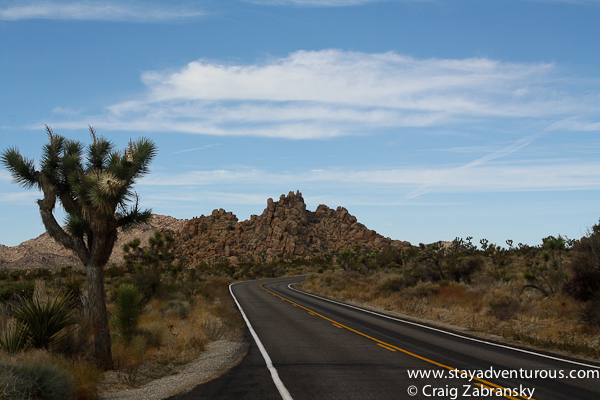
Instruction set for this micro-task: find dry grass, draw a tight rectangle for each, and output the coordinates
[101,279,245,391]
[300,270,600,360]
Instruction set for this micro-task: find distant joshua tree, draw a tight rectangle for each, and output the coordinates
[1,126,156,369]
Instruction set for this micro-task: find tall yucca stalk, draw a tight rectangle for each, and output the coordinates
[1,126,156,369]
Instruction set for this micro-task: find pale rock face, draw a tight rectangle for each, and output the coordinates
[174,190,410,265]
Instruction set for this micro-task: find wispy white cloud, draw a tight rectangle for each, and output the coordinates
[547,118,600,132]
[52,50,600,139]
[47,49,599,139]
[0,192,40,203]
[0,1,205,22]
[139,160,600,194]
[172,144,221,154]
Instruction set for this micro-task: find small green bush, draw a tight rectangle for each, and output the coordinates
[160,300,190,319]
[484,290,521,320]
[582,293,600,326]
[113,284,145,344]
[378,277,405,293]
[0,285,14,302]
[0,360,72,400]
[12,281,35,301]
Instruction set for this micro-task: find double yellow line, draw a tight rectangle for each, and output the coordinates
[260,282,535,400]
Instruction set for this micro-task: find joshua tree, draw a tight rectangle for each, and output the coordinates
[1,126,156,369]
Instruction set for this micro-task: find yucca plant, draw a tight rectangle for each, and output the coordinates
[113,284,145,344]
[1,126,156,369]
[9,294,76,350]
[61,276,85,310]
[0,320,30,354]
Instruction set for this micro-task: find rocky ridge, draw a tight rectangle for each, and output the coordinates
[0,192,410,270]
[174,191,410,266]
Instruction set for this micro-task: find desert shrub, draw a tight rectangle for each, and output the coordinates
[104,264,128,279]
[0,285,14,302]
[160,300,190,319]
[12,281,35,301]
[68,359,103,400]
[154,280,181,301]
[9,295,76,350]
[403,281,440,298]
[27,268,52,280]
[582,293,600,326]
[138,324,164,349]
[61,276,85,309]
[378,277,405,293]
[113,284,145,344]
[447,256,483,283]
[564,222,600,301]
[484,290,521,320]
[131,269,162,301]
[8,270,24,281]
[564,253,600,302]
[0,359,72,400]
[377,274,418,293]
[111,336,147,385]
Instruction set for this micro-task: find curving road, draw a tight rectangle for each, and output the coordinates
[171,275,600,400]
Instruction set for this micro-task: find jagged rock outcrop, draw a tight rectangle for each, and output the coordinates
[174,191,410,266]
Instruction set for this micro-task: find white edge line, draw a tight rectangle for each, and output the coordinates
[229,281,294,400]
[288,283,600,370]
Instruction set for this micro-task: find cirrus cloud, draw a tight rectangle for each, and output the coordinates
[48,49,600,139]
[0,1,205,22]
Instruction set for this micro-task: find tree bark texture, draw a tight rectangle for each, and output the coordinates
[85,260,113,370]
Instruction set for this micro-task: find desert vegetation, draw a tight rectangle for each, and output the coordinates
[299,225,600,360]
[0,231,246,399]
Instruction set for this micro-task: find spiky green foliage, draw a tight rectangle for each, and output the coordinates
[0,321,30,355]
[0,148,37,188]
[9,295,76,350]
[1,125,157,245]
[113,284,145,344]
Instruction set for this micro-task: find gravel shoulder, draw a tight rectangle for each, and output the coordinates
[101,338,249,400]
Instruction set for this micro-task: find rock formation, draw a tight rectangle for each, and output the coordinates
[0,193,411,270]
[174,191,410,266]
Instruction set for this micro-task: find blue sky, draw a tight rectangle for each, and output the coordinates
[1,0,599,248]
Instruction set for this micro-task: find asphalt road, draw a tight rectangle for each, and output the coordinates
[172,275,600,400]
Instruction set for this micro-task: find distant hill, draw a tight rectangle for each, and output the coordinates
[0,215,187,270]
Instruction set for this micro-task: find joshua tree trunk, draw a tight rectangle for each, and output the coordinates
[38,194,116,369]
[86,260,113,369]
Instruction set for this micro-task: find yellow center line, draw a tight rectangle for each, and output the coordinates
[377,343,397,352]
[260,283,534,400]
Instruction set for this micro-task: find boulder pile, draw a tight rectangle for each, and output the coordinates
[174,191,410,266]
